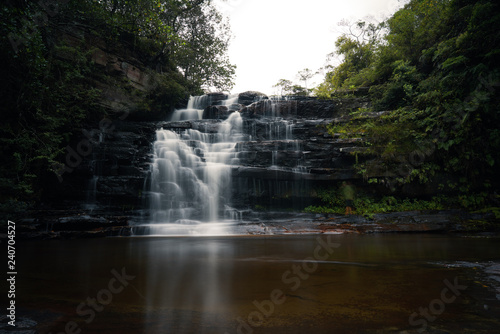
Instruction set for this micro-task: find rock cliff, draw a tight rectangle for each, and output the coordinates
[43,93,373,217]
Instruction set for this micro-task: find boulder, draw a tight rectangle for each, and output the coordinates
[238,91,268,105]
[202,105,232,119]
[206,92,228,105]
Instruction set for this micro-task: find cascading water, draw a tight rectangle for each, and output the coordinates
[170,95,212,121]
[146,99,244,235]
[137,94,317,235]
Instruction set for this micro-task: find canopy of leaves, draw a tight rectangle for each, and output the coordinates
[318,0,500,192]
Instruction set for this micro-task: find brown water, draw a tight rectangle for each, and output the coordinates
[12,234,500,333]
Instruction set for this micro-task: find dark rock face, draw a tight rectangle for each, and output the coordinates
[240,98,371,119]
[226,97,371,209]
[202,105,232,119]
[60,25,183,122]
[38,95,382,229]
[43,121,157,217]
[238,91,269,105]
[206,92,229,105]
[235,138,362,171]
[32,94,500,235]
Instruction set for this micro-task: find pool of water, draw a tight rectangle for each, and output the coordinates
[12,234,500,333]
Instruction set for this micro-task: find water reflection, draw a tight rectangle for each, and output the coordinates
[15,235,500,334]
[132,238,235,333]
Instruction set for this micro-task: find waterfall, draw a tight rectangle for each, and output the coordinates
[223,94,238,107]
[170,95,211,121]
[138,94,319,235]
[149,111,243,231]
[84,175,99,212]
[188,95,211,109]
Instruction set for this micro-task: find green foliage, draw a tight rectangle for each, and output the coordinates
[313,19,385,98]
[290,85,308,96]
[313,80,334,99]
[147,70,190,112]
[304,185,494,217]
[372,60,422,110]
[318,0,500,191]
[0,3,105,208]
[461,219,498,232]
[273,83,309,97]
[169,2,236,92]
[61,0,236,93]
[0,0,236,211]
[273,79,293,96]
[297,68,314,92]
[0,199,31,221]
[472,207,500,220]
[386,0,452,63]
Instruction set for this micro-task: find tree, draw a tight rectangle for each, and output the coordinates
[61,0,236,92]
[297,68,314,92]
[385,0,451,64]
[290,85,308,96]
[336,18,386,45]
[273,79,293,96]
[169,1,236,92]
[326,0,500,191]
[315,18,385,96]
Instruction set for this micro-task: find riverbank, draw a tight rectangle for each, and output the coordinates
[2,209,499,240]
[230,209,500,235]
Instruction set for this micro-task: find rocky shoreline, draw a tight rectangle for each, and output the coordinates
[3,209,498,240]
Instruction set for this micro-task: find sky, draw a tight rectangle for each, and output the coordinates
[214,0,405,96]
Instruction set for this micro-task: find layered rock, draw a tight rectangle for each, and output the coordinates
[202,105,231,119]
[55,24,188,121]
[237,91,268,105]
[206,92,229,105]
[40,94,377,224]
[43,121,157,217]
[240,97,370,119]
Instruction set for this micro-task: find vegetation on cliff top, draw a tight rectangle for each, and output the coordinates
[315,0,500,196]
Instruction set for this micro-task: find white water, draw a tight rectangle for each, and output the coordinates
[148,101,244,234]
[223,94,238,107]
[170,108,203,121]
[145,95,311,235]
[170,95,213,121]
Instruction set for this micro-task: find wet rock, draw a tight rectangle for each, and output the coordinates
[238,91,268,105]
[202,105,232,119]
[51,215,127,232]
[240,98,370,119]
[0,315,37,333]
[206,92,228,105]
[59,230,107,239]
[160,121,193,129]
[227,103,244,112]
[191,119,223,133]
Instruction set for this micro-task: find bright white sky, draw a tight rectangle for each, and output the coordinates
[215,0,404,95]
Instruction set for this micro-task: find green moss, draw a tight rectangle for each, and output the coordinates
[304,186,498,219]
[472,207,500,220]
[462,219,498,232]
